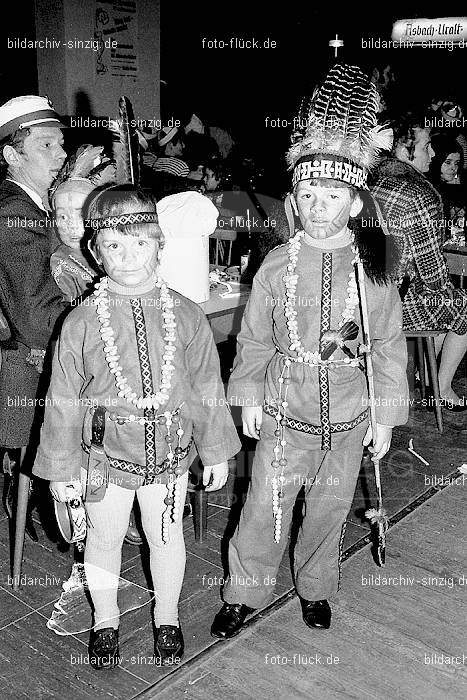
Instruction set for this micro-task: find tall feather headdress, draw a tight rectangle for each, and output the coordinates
[288,64,393,190]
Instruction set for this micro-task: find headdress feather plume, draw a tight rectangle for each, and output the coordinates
[50,144,115,201]
[287,64,393,174]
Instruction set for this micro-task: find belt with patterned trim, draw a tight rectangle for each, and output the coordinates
[263,401,368,435]
[81,437,194,484]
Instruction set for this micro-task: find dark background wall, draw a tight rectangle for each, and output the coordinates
[2,1,467,181]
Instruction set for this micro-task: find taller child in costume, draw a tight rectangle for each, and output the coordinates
[33,185,241,668]
[211,64,409,638]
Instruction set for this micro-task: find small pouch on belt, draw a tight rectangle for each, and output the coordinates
[85,406,110,502]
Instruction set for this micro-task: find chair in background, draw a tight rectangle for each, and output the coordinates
[210,227,237,267]
[444,250,466,288]
[404,329,444,433]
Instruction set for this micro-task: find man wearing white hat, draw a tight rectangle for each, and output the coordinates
[0,95,68,457]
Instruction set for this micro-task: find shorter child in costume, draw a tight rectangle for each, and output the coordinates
[33,184,240,669]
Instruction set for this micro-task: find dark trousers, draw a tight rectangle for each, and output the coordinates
[223,422,367,607]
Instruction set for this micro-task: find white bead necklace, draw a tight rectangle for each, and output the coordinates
[93,275,181,544]
[283,231,359,364]
[270,231,361,543]
[93,276,177,410]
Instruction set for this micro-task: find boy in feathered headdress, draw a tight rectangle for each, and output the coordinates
[211,64,409,638]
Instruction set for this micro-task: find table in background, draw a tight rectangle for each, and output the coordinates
[200,282,251,343]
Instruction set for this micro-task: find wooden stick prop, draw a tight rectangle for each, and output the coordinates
[356,260,388,566]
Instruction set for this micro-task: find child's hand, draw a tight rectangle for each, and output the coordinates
[203,462,228,492]
[363,423,393,462]
[49,480,81,502]
[242,406,263,440]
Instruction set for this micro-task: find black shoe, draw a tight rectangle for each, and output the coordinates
[300,598,332,629]
[211,603,255,639]
[89,627,120,669]
[154,625,184,665]
[124,511,143,545]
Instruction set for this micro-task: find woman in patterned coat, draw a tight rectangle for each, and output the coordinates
[370,119,467,409]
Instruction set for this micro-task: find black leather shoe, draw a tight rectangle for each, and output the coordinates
[300,598,332,629]
[211,603,255,639]
[154,625,184,665]
[89,627,120,669]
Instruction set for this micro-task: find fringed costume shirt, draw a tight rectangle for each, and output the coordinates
[228,234,409,451]
[33,281,241,487]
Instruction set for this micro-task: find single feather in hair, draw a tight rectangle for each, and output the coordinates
[118,95,140,185]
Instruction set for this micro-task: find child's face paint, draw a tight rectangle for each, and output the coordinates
[54,189,90,249]
[294,181,355,239]
[97,229,160,286]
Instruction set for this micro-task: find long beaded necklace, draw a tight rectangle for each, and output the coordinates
[92,276,181,543]
[283,231,360,364]
[93,276,176,410]
[271,231,361,542]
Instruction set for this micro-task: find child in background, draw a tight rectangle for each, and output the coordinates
[51,177,100,301]
[34,184,240,669]
[50,145,116,301]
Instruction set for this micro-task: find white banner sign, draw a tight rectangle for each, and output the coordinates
[392,17,467,43]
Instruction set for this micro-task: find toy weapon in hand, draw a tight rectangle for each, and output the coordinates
[356,259,388,566]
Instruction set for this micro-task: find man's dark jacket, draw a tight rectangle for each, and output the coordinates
[0,179,67,447]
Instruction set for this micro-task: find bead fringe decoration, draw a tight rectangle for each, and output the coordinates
[161,411,184,544]
[271,359,291,543]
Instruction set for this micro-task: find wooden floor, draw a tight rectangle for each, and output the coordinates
[0,380,466,699]
[152,483,467,700]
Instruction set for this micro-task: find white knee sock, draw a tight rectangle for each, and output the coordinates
[137,473,188,627]
[84,484,134,630]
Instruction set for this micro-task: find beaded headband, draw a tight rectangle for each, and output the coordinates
[88,211,159,230]
[292,154,367,189]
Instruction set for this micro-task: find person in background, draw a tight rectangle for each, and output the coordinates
[0,96,68,496]
[429,98,467,174]
[144,126,190,178]
[370,112,467,411]
[50,146,111,301]
[429,136,465,243]
[203,159,230,194]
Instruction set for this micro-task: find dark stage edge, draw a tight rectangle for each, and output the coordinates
[130,465,465,699]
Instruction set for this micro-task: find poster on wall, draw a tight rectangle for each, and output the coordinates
[95,0,138,79]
